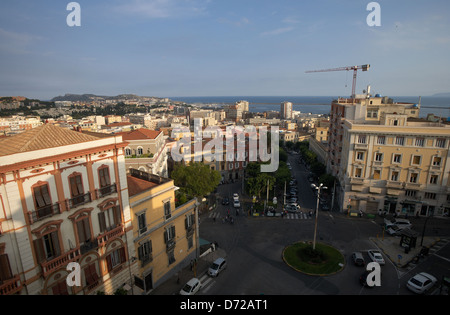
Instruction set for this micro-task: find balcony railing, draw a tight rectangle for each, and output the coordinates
[97,225,124,247]
[96,183,117,199]
[28,203,62,224]
[0,275,22,295]
[41,247,82,278]
[67,192,92,210]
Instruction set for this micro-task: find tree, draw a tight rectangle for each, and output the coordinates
[171,163,221,199]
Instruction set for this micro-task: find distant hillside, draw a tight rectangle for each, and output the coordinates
[431,92,450,97]
[50,93,162,102]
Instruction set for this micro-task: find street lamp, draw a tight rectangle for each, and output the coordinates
[312,183,327,250]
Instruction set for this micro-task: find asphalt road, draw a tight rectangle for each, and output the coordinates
[197,153,450,296]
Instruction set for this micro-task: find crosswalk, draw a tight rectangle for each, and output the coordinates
[198,273,215,294]
[207,211,312,220]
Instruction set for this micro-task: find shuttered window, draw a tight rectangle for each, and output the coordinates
[33,184,52,208]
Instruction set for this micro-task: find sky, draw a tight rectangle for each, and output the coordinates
[1,0,450,100]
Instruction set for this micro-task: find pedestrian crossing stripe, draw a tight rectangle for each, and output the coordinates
[208,211,311,219]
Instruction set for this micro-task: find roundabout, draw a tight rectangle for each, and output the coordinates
[282,241,345,276]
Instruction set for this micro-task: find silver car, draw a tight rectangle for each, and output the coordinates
[208,257,227,277]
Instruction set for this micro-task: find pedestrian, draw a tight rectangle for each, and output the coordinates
[215,241,219,248]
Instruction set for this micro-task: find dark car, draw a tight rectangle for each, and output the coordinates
[351,252,365,266]
[222,197,229,205]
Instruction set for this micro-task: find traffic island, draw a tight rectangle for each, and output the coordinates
[282,241,345,276]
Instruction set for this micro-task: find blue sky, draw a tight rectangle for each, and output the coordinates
[1,0,449,100]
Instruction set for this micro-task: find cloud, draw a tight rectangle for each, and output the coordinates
[114,0,209,19]
[0,28,44,54]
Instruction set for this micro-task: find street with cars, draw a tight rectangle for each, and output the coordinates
[191,151,450,295]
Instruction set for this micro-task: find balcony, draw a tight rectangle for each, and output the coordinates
[67,192,92,210]
[28,203,62,224]
[97,225,124,247]
[386,181,403,189]
[350,177,365,185]
[41,247,82,278]
[0,275,22,295]
[96,183,117,199]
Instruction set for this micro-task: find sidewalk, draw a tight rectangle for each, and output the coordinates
[149,247,227,295]
[370,235,441,268]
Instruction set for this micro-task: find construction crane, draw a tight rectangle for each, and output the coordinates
[306,64,370,100]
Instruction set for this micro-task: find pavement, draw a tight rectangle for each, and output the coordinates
[370,235,442,268]
[149,246,227,295]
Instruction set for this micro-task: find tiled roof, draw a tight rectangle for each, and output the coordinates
[119,128,162,141]
[0,124,103,157]
[127,175,158,197]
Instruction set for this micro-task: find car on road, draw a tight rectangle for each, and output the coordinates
[222,197,230,205]
[284,204,300,213]
[351,252,365,266]
[406,272,437,294]
[208,257,227,277]
[367,250,385,265]
[386,224,402,236]
[233,199,240,208]
[384,218,412,230]
[180,278,201,295]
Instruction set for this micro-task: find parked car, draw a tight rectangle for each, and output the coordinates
[287,198,298,203]
[180,278,201,295]
[233,193,239,201]
[406,272,437,294]
[285,204,300,213]
[384,218,412,230]
[222,197,230,205]
[351,252,365,266]
[386,224,402,236]
[233,200,241,208]
[208,257,227,277]
[367,250,385,265]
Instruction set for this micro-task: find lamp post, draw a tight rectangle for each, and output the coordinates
[312,183,327,250]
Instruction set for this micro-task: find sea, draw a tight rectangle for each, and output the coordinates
[169,96,450,119]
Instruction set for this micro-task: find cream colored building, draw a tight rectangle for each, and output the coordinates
[127,169,198,294]
[0,124,137,295]
[338,113,450,217]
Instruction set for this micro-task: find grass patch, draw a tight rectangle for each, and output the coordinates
[283,242,344,275]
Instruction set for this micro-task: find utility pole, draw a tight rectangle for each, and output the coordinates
[312,183,327,250]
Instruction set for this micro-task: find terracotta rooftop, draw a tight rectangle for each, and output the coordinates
[127,175,159,197]
[0,124,103,157]
[119,128,162,141]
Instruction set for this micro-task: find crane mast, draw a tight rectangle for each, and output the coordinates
[306,64,370,101]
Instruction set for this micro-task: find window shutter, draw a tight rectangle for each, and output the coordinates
[41,185,51,205]
[0,254,13,281]
[119,247,126,263]
[106,254,112,272]
[33,239,45,263]
[98,212,106,232]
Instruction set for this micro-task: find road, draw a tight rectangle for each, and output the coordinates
[197,152,450,295]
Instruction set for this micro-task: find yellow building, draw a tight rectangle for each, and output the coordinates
[339,113,450,217]
[127,169,198,294]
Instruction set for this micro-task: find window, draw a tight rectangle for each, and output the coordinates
[358,135,366,144]
[356,152,364,161]
[164,202,171,220]
[33,184,52,210]
[76,216,92,245]
[409,173,418,183]
[168,250,176,265]
[415,138,424,147]
[424,192,436,200]
[137,212,147,235]
[84,263,99,288]
[98,206,122,232]
[185,213,195,230]
[106,247,126,272]
[429,175,438,184]
[412,155,421,165]
[373,170,381,180]
[138,241,153,266]
[125,148,132,157]
[405,190,417,197]
[354,168,362,178]
[367,109,378,118]
[436,138,446,148]
[33,230,61,262]
[395,137,404,145]
[391,171,399,181]
[69,174,85,206]
[393,120,399,126]
[377,136,385,145]
[0,253,13,282]
[432,157,442,166]
[375,153,383,162]
[137,147,143,157]
[99,167,111,188]
[393,154,402,163]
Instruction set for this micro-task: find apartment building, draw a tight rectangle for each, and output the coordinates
[280,102,293,120]
[120,128,168,178]
[338,113,450,217]
[0,124,137,295]
[327,93,420,177]
[127,169,198,294]
[0,116,42,134]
